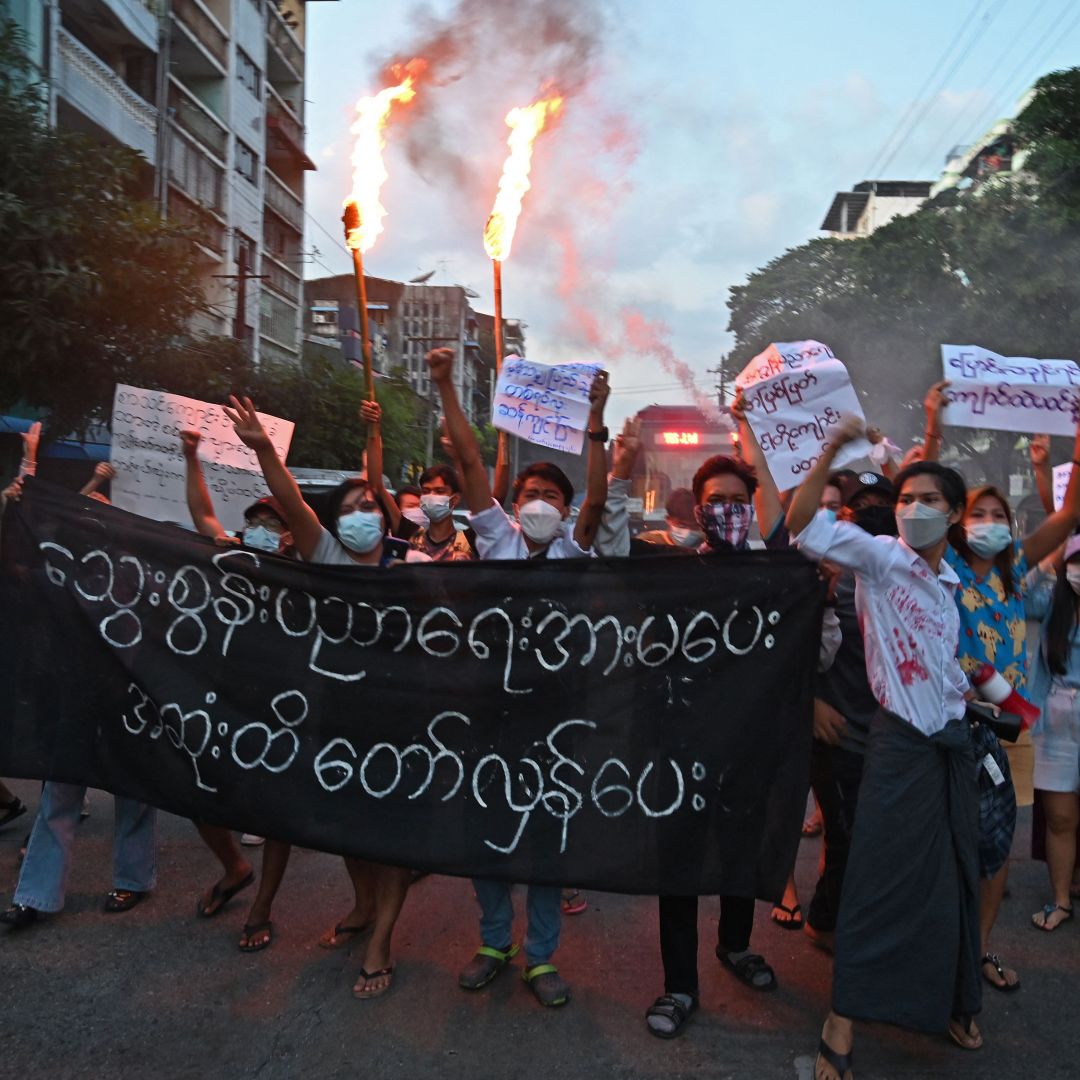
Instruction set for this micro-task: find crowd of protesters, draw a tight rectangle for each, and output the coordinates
[3,349,1080,1080]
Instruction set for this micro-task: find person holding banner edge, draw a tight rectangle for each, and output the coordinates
[788,416,983,1079]
[221,394,427,999]
[426,345,609,1008]
[923,379,1080,984]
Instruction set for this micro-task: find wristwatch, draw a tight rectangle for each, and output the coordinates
[588,427,609,442]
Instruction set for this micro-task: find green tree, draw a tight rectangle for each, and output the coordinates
[0,21,250,439]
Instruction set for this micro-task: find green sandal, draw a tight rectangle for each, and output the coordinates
[459,943,520,990]
[523,963,570,1007]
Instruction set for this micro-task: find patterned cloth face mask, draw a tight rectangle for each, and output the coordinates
[693,502,754,550]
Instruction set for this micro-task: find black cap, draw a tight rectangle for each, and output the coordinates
[844,472,895,508]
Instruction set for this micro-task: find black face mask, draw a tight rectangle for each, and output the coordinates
[852,504,897,537]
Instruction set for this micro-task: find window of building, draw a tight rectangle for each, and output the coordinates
[236,48,261,98]
[235,139,259,184]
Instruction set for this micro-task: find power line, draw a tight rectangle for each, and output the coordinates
[864,0,986,178]
[916,0,1055,175]
[875,0,1011,178]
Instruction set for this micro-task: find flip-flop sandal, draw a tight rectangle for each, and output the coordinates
[770,902,804,930]
[717,949,777,992]
[646,994,698,1039]
[318,920,373,949]
[817,1037,854,1080]
[1032,903,1074,931]
[981,952,1020,992]
[353,965,394,999]
[561,890,588,915]
[196,871,255,918]
[459,944,520,990]
[238,920,274,952]
[0,797,27,829]
[948,1014,983,1051]
[104,889,147,913]
[522,963,570,1007]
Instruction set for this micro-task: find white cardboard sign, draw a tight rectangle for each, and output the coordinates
[737,343,870,491]
[492,355,600,456]
[1053,462,1072,512]
[110,384,294,532]
[941,345,1080,436]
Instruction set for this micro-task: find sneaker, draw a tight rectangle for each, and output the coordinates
[240,834,265,847]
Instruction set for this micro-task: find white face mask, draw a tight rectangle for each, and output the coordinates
[420,494,453,523]
[1067,567,1080,595]
[401,507,427,528]
[517,499,564,544]
[895,500,950,551]
[337,510,384,554]
[669,525,704,548]
[965,522,1012,558]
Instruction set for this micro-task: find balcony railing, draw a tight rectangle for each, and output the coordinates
[264,169,303,231]
[266,87,305,154]
[266,2,303,78]
[168,124,225,214]
[262,255,302,303]
[169,189,226,255]
[168,78,227,160]
[173,0,228,69]
[55,26,157,160]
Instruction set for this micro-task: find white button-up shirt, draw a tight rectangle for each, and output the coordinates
[795,513,967,735]
[469,500,591,561]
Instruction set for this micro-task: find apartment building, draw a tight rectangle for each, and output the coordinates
[10,0,323,364]
[303,272,525,428]
[820,179,934,238]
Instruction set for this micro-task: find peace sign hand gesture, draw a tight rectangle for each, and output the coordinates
[222,396,272,453]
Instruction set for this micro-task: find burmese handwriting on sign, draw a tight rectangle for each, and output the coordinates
[492,356,601,455]
[940,345,1080,437]
[0,483,822,897]
[736,353,870,492]
[110,384,294,532]
[1054,463,1072,511]
[735,340,836,391]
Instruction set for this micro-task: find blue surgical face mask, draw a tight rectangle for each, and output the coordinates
[242,525,281,553]
[337,510,384,554]
[965,522,1012,558]
[819,508,838,525]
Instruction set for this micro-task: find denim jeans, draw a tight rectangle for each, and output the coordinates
[14,782,157,912]
[472,879,562,967]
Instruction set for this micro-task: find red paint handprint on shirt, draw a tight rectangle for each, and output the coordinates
[893,628,929,685]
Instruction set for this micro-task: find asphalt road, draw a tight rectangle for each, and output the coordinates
[1,784,1076,1080]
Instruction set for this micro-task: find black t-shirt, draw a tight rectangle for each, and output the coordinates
[818,571,876,754]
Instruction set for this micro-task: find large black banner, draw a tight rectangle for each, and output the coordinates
[0,482,823,897]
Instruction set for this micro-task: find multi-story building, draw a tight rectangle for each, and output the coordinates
[11,0,323,364]
[303,272,524,428]
[820,179,934,238]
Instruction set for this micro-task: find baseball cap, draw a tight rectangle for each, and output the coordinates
[844,472,895,508]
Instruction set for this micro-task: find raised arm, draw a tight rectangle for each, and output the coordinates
[787,415,865,536]
[426,348,491,513]
[79,461,115,497]
[1029,433,1056,516]
[359,400,401,534]
[574,370,611,551]
[919,380,949,463]
[18,421,40,478]
[732,390,783,536]
[492,431,511,506]
[221,396,323,561]
[1023,421,1080,565]
[179,431,227,539]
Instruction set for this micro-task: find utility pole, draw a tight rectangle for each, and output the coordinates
[706,356,731,411]
[214,238,266,355]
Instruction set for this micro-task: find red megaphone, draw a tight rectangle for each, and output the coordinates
[971,663,1040,731]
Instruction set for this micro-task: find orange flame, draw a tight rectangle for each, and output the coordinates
[345,60,424,253]
[483,95,563,262]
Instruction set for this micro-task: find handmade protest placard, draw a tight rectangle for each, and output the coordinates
[109,385,294,532]
[735,339,837,391]
[1054,463,1072,511]
[0,482,822,897]
[737,343,870,491]
[940,345,1080,437]
[492,356,601,455]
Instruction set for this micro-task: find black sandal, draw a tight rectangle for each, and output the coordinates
[0,797,26,829]
[196,871,255,918]
[104,889,147,913]
[817,1037,854,1079]
[981,952,1020,992]
[646,994,698,1038]
[717,948,777,991]
[0,903,38,927]
[238,920,274,952]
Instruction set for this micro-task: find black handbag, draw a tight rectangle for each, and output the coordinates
[965,701,1022,744]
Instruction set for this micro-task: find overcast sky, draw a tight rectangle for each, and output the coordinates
[301,0,1080,428]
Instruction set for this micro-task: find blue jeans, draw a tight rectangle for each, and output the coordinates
[14,782,157,913]
[472,880,562,967]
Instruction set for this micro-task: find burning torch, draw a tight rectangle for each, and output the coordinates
[342,63,421,400]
